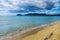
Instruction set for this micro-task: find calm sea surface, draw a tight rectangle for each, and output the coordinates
[0,16,60,35]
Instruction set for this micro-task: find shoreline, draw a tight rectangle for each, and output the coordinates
[0,21,60,40]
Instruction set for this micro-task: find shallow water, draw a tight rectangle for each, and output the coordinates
[0,16,60,35]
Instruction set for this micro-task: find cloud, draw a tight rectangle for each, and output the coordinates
[0,0,59,10]
[0,0,59,15]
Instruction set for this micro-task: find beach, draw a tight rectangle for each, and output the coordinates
[0,0,60,40]
[0,21,60,40]
[22,21,60,40]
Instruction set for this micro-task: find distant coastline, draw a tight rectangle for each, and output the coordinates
[17,13,60,16]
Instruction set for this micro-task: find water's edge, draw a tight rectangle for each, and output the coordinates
[0,21,59,40]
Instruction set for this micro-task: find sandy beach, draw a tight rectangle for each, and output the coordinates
[0,21,60,40]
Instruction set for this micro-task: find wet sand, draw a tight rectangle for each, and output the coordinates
[0,21,60,40]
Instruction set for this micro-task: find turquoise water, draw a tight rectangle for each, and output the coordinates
[0,16,60,35]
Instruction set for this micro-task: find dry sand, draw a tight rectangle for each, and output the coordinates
[0,21,60,40]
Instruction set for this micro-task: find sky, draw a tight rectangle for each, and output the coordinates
[0,0,60,15]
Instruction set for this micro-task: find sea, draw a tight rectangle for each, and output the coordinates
[0,16,60,35]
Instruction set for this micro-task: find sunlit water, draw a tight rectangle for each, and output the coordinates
[0,16,60,35]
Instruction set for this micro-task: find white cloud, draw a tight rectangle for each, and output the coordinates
[0,0,59,10]
[52,0,58,2]
[0,0,59,15]
[33,0,46,8]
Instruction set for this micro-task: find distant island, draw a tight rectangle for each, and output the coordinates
[17,13,60,16]
[17,14,22,16]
